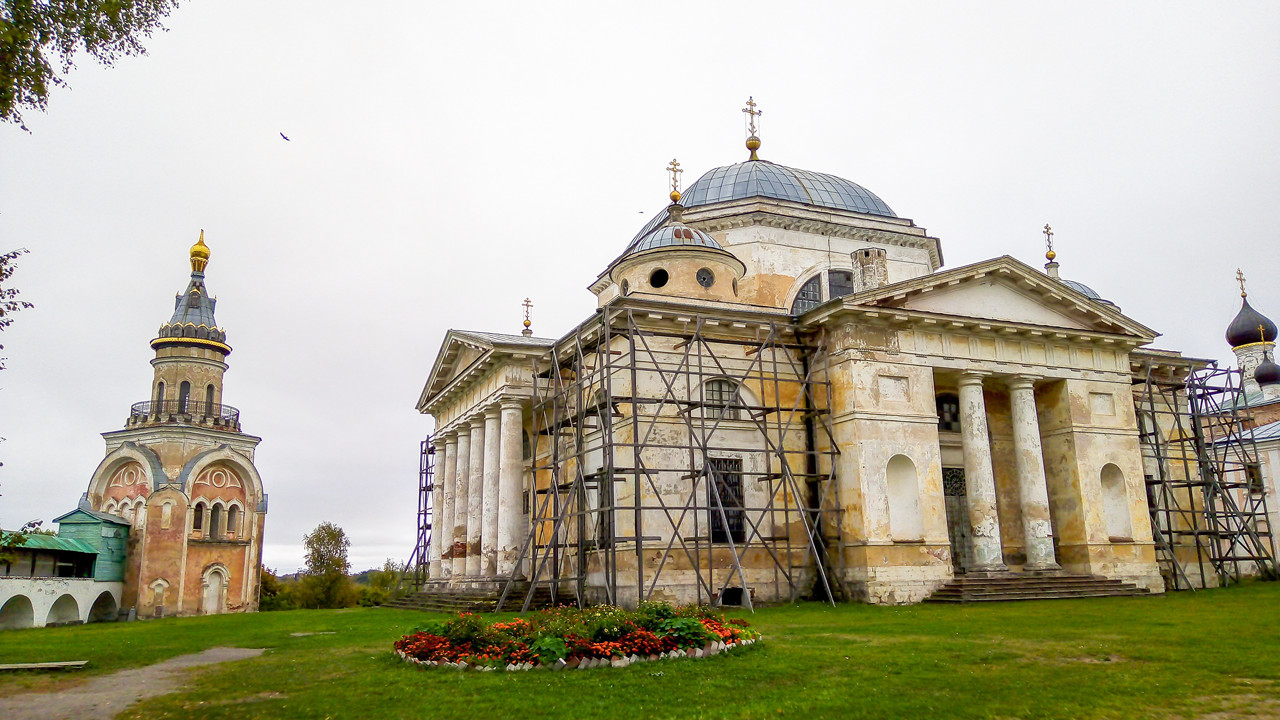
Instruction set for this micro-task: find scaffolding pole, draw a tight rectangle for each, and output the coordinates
[1134,359,1276,590]
[407,436,435,591]
[498,303,841,612]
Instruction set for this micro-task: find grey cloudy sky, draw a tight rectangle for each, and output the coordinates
[2,2,1277,572]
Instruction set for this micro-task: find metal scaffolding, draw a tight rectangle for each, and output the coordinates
[1134,359,1276,590]
[497,302,841,612]
[407,438,435,590]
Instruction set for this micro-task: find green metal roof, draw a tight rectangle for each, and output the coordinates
[6,533,99,555]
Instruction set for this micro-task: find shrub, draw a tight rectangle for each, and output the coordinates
[394,601,759,668]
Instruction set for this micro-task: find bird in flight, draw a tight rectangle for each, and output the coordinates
[280,132,291,141]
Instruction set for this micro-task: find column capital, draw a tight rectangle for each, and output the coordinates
[467,414,487,430]
[484,404,502,420]
[432,434,449,449]
[499,397,524,412]
[1007,374,1040,390]
[958,370,990,387]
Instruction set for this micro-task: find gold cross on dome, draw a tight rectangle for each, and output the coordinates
[1043,224,1054,250]
[1237,268,1248,297]
[667,158,682,193]
[742,96,762,135]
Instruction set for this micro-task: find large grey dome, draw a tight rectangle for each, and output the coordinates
[680,161,896,217]
[630,160,895,245]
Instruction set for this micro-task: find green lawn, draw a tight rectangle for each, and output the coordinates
[3,583,1280,719]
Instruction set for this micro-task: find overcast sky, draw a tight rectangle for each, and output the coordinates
[2,2,1277,573]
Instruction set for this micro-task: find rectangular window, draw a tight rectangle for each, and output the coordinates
[1246,463,1265,494]
[708,458,746,544]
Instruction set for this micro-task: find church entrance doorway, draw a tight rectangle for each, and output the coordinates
[202,568,226,615]
[942,468,972,573]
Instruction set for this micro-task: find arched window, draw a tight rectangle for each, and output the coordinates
[209,504,223,539]
[155,381,165,406]
[790,276,823,314]
[704,379,743,420]
[205,384,216,415]
[1101,463,1133,540]
[887,454,924,541]
[828,270,856,300]
[227,505,240,539]
[192,502,205,532]
[936,394,961,433]
[178,381,191,413]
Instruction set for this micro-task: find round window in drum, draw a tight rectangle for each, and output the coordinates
[696,268,715,288]
[650,268,669,288]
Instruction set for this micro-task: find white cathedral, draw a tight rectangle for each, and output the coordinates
[414,103,1219,607]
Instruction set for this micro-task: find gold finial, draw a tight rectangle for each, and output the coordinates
[1043,224,1055,261]
[190,229,210,273]
[1237,268,1248,298]
[522,298,533,337]
[742,96,762,161]
[667,158,683,203]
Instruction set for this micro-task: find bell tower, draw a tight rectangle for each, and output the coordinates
[142,231,236,430]
[82,232,266,617]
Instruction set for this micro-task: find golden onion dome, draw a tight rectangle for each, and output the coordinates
[190,230,210,272]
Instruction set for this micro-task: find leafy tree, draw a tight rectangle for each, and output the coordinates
[1,248,33,371]
[258,566,293,611]
[1,1,184,129]
[297,521,358,609]
[0,519,42,566]
[358,558,406,606]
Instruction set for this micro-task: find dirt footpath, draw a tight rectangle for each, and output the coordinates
[0,646,265,720]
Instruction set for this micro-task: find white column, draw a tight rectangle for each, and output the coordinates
[497,400,525,578]
[1008,375,1060,571]
[451,429,470,578]
[466,418,486,578]
[480,407,502,577]
[958,371,1007,572]
[428,436,447,580]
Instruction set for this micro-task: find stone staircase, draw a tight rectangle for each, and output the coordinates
[923,573,1151,603]
[384,583,558,614]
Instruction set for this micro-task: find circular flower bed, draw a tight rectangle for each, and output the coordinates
[393,601,762,672]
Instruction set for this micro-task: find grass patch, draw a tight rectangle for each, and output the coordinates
[3,583,1280,719]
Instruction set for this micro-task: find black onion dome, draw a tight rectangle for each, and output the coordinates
[1256,358,1280,387]
[1226,297,1278,348]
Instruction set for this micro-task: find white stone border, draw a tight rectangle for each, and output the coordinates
[395,636,761,672]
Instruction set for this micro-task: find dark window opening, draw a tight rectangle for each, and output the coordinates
[705,379,743,420]
[649,268,669,288]
[205,384,216,414]
[522,430,532,460]
[1246,463,1265,494]
[178,381,191,413]
[828,270,856,300]
[209,505,223,538]
[155,381,165,404]
[227,505,240,538]
[192,502,205,531]
[790,276,822,314]
[708,457,745,544]
[936,394,961,433]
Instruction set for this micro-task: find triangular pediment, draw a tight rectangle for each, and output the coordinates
[899,279,1092,329]
[835,256,1157,340]
[418,330,555,411]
